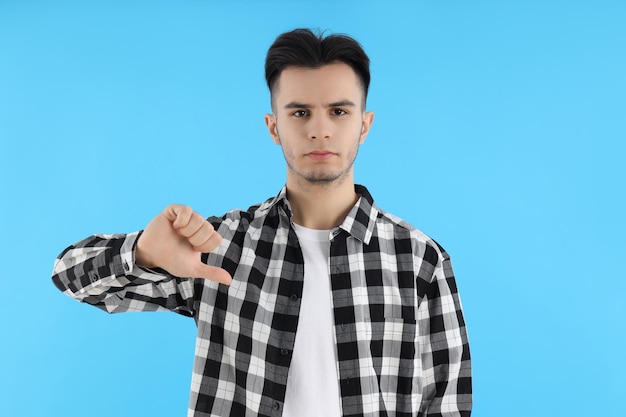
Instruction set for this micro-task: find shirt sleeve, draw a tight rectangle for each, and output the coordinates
[51,231,197,317]
[417,249,473,416]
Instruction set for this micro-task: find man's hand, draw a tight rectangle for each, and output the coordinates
[135,205,232,285]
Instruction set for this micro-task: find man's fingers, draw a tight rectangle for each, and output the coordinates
[165,205,205,235]
[191,263,232,285]
[189,226,222,253]
[164,204,216,243]
[176,213,203,238]
[169,207,200,235]
[164,204,191,226]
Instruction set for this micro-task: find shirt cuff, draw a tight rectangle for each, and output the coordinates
[122,230,172,282]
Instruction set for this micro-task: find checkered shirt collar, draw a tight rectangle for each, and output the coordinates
[257,184,379,245]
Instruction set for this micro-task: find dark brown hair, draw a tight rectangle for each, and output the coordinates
[265,28,370,108]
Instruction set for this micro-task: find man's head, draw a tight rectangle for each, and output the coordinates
[263,29,374,189]
[265,28,370,110]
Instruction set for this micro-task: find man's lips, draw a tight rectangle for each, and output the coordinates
[306,150,335,161]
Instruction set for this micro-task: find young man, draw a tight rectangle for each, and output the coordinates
[52,29,472,417]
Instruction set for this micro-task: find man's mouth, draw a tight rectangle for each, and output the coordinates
[306,150,335,161]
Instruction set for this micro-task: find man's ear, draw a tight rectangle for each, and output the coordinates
[359,111,374,144]
[264,113,280,145]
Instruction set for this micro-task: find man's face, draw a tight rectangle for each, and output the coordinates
[265,63,374,187]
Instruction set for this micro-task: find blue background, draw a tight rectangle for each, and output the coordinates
[1,1,624,416]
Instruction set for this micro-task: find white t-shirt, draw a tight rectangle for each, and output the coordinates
[282,224,342,417]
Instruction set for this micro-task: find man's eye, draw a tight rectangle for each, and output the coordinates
[293,110,308,117]
[332,109,347,116]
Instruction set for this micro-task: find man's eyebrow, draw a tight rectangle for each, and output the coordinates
[328,100,356,108]
[284,102,311,109]
[283,100,357,109]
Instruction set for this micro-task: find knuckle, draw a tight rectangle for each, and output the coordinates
[181,206,193,220]
[174,206,194,229]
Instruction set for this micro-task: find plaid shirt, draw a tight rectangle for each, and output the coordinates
[52,185,472,416]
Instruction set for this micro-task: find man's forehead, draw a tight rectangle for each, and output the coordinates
[272,63,364,104]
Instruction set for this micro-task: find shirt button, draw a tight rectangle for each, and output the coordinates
[273,402,280,411]
[123,261,130,271]
[290,294,298,302]
[280,349,289,356]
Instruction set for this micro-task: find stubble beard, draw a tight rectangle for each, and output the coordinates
[280,134,361,187]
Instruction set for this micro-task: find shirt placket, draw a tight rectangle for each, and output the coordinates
[262,226,305,417]
[329,229,370,416]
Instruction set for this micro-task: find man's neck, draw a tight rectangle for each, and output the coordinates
[286,176,359,230]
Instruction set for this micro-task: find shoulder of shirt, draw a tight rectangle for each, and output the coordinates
[375,206,451,261]
[205,191,285,230]
[207,201,267,226]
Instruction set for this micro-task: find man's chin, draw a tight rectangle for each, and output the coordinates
[305,176,338,184]
[302,170,350,186]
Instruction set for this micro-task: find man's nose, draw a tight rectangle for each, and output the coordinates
[308,114,332,140]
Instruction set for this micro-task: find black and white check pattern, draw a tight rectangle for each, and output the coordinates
[53,185,472,416]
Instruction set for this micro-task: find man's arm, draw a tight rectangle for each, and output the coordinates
[51,205,232,315]
[417,249,472,416]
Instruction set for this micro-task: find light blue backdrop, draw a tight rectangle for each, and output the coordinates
[1,1,624,416]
